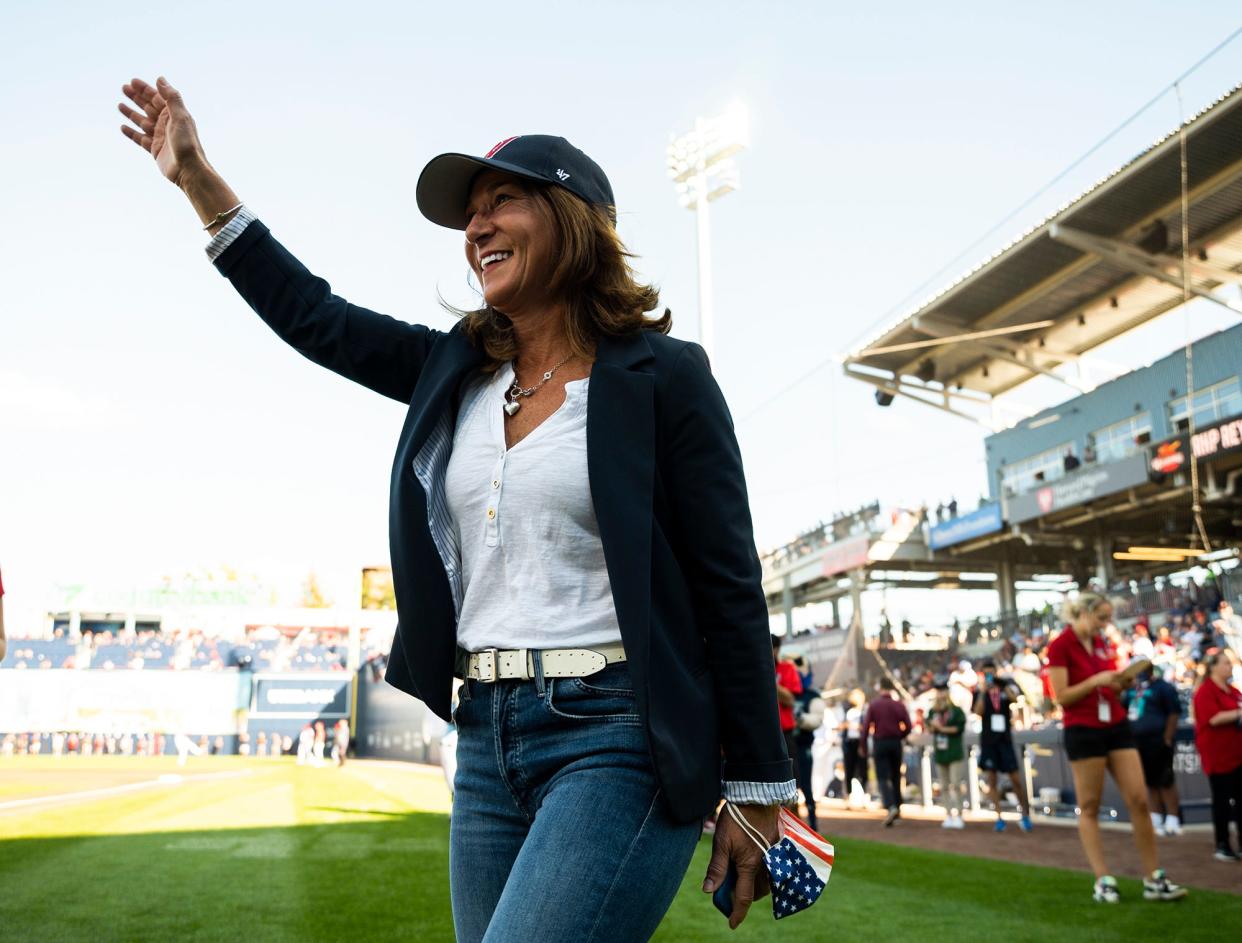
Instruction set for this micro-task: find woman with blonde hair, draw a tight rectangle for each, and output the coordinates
[1045,592,1186,903]
[839,687,867,804]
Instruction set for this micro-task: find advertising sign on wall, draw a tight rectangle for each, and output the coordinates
[1007,452,1150,524]
[928,503,1004,550]
[1151,412,1242,475]
[0,670,245,734]
[820,535,871,578]
[251,673,351,719]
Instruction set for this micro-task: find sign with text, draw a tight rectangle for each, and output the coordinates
[1150,412,1242,475]
[251,674,351,719]
[1007,452,1150,524]
[928,503,1004,550]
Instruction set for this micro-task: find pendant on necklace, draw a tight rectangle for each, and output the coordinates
[503,400,520,417]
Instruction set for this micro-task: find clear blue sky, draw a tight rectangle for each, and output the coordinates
[2,1,1240,628]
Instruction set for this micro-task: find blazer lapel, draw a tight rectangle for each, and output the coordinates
[396,325,485,466]
[588,332,656,666]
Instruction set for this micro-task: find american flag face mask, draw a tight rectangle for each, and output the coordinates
[724,804,835,919]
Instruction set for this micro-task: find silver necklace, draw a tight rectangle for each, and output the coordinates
[503,356,572,416]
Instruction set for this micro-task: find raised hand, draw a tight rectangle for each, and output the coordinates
[118,77,207,187]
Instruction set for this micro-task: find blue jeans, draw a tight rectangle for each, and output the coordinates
[449,658,702,942]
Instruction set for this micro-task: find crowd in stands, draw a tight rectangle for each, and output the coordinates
[899,573,1235,711]
[1,626,352,672]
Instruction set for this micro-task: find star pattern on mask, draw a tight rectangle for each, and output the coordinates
[765,837,826,919]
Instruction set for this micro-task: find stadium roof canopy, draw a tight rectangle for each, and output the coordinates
[843,83,1242,427]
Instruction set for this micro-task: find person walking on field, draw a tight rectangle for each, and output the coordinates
[862,678,911,827]
[928,678,966,829]
[332,718,350,767]
[1046,593,1187,904]
[1123,665,1183,836]
[839,688,868,806]
[974,660,1032,833]
[118,76,798,940]
[1193,651,1242,861]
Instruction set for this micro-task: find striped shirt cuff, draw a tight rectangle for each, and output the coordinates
[722,778,798,805]
[204,206,258,262]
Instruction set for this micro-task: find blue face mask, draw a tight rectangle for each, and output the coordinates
[724,804,834,920]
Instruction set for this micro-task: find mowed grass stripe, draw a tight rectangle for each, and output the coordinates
[0,758,1232,942]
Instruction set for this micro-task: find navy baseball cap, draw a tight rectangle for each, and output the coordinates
[416,134,615,230]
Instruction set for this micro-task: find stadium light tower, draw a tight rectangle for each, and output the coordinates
[666,102,749,360]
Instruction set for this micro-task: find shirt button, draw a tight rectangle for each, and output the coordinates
[487,508,496,520]
[492,480,500,489]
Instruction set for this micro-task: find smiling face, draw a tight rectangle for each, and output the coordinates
[464,170,558,319]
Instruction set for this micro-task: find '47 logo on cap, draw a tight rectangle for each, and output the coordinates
[555,168,571,181]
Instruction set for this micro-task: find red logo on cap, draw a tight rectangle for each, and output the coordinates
[485,136,519,158]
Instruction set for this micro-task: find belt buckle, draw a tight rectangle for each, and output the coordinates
[476,648,499,683]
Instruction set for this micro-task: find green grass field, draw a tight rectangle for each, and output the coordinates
[0,756,1230,942]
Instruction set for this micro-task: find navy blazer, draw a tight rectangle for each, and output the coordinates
[214,220,792,822]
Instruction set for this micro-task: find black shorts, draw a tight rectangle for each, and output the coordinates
[1135,733,1176,789]
[978,740,1019,774]
[1063,721,1136,761]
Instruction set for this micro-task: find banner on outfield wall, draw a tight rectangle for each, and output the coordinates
[0,669,246,734]
[928,503,1003,550]
[250,673,351,719]
[1006,452,1150,524]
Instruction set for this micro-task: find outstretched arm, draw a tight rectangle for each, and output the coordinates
[118,77,438,402]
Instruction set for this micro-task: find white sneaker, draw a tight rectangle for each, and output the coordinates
[941,817,955,829]
[1163,818,1183,837]
[950,816,965,829]
[1142,869,1187,901]
[1093,875,1120,904]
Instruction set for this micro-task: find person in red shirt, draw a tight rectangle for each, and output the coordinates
[772,635,802,812]
[1046,592,1186,904]
[1193,650,1242,861]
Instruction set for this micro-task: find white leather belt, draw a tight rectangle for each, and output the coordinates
[457,643,627,682]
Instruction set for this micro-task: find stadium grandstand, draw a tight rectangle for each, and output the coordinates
[0,569,440,763]
[764,82,1242,828]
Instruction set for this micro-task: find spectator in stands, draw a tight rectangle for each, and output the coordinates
[773,635,802,813]
[1046,592,1186,903]
[1216,601,1242,655]
[1130,622,1155,662]
[1193,651,1242,862]
[862,678,911,827]
[974,660,1032,833]
[946,497,958,518]
[839,689,867,806]
[1123,666,1182,836]
[1063,450,1081,472]
[928,678,965,830]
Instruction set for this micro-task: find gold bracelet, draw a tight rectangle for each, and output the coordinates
[202,202,244,232]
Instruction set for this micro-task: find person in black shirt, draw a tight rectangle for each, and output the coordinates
[974,660,1032,832]
[1123,667,1183,836]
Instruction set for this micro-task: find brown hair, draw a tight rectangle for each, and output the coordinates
[452,183,672,371]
